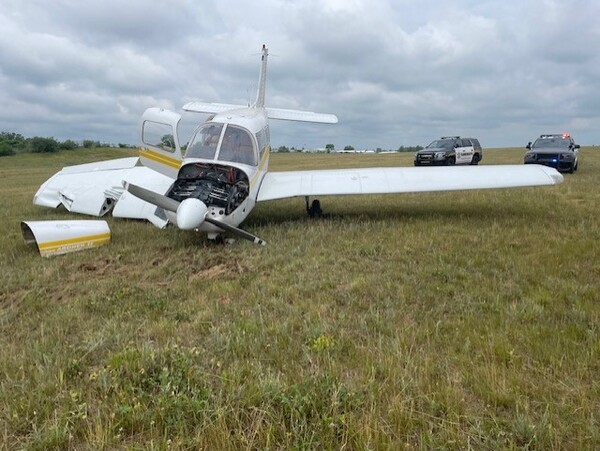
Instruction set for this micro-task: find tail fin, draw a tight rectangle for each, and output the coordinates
[183,45,337,124]
[252,44,268,108]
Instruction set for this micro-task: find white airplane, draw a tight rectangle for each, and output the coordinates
[33,45,563,246]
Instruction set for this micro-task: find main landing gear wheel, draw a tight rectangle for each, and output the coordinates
[305,196,326,218]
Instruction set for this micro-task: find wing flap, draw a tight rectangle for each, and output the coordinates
[257,165,563,202]
[34,160,174,227]
[33,157,140,208]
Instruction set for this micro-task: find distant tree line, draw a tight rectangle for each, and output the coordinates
[1,130,424,158]
[397,145,423,152]
[275,143,424,153]
[0,131,135,157]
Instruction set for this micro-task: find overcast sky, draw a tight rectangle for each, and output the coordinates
[1,0,599,149]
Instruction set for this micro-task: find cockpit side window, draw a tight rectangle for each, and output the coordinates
[185,123,224,159]
[256,125,270,162]
[218,125,257,166]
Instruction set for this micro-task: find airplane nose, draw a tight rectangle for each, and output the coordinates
[176,198,208,230]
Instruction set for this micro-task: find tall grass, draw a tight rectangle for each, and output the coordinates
[1,147,599,449]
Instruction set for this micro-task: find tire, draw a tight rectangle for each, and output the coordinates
[470,153,480,165]
[574,160,578,172]
[568,162,575,174]
[446,157,455,166]
[308,199,322,218]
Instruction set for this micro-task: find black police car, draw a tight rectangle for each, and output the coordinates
[524,134,580,173]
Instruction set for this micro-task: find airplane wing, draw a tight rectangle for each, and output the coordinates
[256,164,563,202]
[34,157,174,228]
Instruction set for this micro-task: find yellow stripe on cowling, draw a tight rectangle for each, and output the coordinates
[38,232,111,256]
[139,148,182,170]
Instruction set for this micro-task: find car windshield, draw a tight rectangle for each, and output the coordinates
[185,123,224,159]
[532,138,570,149]
[426,139,454,150]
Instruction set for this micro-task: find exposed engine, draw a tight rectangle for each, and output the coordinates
[166,163,249,215]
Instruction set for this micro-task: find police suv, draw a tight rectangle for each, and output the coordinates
[524,134,580,173]
[414,136,483,166]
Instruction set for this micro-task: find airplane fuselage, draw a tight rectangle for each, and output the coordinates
[163,108,270,238]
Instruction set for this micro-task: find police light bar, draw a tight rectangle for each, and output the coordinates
[539,134,568,139]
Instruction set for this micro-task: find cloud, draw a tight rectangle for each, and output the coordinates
[1,0,599,147]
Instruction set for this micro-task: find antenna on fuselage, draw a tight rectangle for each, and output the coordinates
[252,44,268,109]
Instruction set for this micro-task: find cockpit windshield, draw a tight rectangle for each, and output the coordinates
[185,123,257,165]
[186,123,223,159]
[218,125,257,165]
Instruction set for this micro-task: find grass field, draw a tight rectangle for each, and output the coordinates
[1,147,599,449]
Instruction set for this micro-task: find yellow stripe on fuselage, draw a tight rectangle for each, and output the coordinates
[250,145,270,188]
[139,148,182,170]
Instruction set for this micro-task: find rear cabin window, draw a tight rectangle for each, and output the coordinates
[142,121,177,152]
[256,126,270,161]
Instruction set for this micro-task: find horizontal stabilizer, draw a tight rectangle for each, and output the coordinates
[265,107,338,124]
[182,102,338,124]
[182,102,248,114]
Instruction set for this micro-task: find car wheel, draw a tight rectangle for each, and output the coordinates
[446,157,455,166]
[574,160,578,172]
[470,153,480,165]
[568,162,575,174]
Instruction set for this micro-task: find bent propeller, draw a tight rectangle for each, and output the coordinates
[123,182,266,245]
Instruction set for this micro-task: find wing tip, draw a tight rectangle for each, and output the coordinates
[539,166,564,185]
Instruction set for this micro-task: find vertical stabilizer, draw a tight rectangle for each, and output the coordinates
[252,45,268,108]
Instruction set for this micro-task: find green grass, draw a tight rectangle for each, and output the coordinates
[1,147,599,449]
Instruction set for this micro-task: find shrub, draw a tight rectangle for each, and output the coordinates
[0,142,16,157]
[29,136,59,153]
[59,139,78,150]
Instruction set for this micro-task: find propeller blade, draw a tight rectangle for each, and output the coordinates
[204,217,266,245]
[124,182,180,212]
[123,182,265,244]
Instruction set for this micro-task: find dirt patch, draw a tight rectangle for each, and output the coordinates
[188,260,245,281]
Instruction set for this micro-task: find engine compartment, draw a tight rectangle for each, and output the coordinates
[167,163,249,215]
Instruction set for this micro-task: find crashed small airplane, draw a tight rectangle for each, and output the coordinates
[33,45,563,245]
